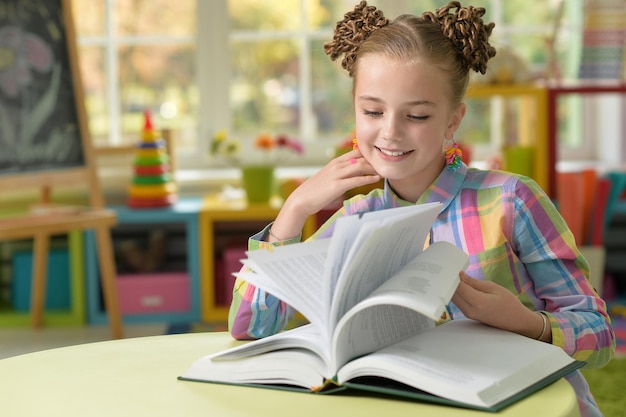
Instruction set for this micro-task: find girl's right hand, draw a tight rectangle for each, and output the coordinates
[290,149,380,216]
[269,149,381,241]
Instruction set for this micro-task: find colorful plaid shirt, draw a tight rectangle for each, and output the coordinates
[229,164,615,417]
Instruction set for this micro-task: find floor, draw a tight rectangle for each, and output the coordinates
[0,323,167,360]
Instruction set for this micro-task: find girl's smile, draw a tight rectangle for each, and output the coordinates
[375,146,414,159]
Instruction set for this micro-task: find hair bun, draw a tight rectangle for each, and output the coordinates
[423,1,496,74]
[323,1,389,75]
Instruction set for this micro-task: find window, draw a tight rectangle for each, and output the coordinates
[72,0,196,150]
[72,0,590,171]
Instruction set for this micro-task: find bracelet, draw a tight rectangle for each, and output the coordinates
[536,312,548,341]
[268,227,301,241]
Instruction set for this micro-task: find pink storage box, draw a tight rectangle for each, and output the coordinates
[116,272,190,314]
[215,247,246,307]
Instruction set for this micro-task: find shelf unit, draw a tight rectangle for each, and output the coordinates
[0,231,85,326]
[545,81,626,200]
[84,198,202,324]
[466,81,626,199]
[466,83,549,193]
[199,194,316,322]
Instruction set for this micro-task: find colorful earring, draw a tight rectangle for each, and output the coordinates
[352,138,358,150]
[445,142,463,171]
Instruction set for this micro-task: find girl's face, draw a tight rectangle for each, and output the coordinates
[353,54,465,202]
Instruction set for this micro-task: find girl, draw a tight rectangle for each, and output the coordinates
[229,2,615,416]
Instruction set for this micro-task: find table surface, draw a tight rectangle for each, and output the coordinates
[0,332,581,417]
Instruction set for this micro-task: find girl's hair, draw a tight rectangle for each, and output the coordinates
[324,1,496,105]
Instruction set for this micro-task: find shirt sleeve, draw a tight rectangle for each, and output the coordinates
[227,223,301,340]
[513,177,615,368]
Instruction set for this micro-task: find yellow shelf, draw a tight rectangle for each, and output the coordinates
[466,83,549,193]
[198,194,316,322]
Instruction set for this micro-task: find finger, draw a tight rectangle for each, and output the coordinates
[452,279,476,306]
[341,152,375,170]
[337,148,362,162]
[453,276,493,310]
[460,272,498,293]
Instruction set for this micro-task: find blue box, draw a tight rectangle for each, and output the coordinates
[11,249,71,311]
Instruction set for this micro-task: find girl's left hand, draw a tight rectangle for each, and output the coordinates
[452,272,543,339]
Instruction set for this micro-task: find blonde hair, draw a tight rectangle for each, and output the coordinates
[324,1,496,105]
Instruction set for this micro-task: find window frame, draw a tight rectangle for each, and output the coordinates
[77,0,613,176]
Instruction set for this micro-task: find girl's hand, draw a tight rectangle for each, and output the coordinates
[269,149,380,241]
[452,272,546,340]
[287,149,380,216]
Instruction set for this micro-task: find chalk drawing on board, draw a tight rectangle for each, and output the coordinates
[0,3,85,176]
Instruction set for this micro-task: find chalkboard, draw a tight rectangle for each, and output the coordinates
[0,0,87,177]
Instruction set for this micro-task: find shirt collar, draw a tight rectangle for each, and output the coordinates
[383,163,467,213]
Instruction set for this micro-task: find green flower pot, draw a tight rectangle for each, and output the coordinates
[241,165,274,204]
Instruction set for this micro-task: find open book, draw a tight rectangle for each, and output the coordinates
[179,203,583,411]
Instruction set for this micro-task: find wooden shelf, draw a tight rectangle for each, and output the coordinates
[199,194,316,322]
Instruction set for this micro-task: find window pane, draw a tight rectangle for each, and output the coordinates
[311,39,354,137]
[73,0,105,36]
[507,33,549,71]
[371,1,491,20]
[78,46,109,146]
[502,0,558,26]
[118,44,197,148]
[230,40,300,136]
[311,0,345,29]
[115,0,196,36]
[230,0,301,31]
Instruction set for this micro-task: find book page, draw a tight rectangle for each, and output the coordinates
[182,347,328,390]
[182,324,334,389]
[240,238,331,328]
[331,303,435,371]
[330,241,469,370]
[323,203,442,306]
[363,241,468,314]
[336,319,577,408]
[320,214,368,326]
[329,203,441,329]
[210,324,327,364]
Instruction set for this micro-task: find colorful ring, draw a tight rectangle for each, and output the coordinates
[126,194,177,208]
[137,139,166,149]
[127,183,177,198]
[132,174,172,185]
[134,154,170,166]
[134,164,171,176]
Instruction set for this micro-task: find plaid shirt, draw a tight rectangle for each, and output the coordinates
[229,163,614,417]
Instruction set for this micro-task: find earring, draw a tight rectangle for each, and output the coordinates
[352,138,358,150]
[445,141,463,171]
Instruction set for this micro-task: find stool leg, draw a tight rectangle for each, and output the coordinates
[31,233,50,328]
[95,225,124,339]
